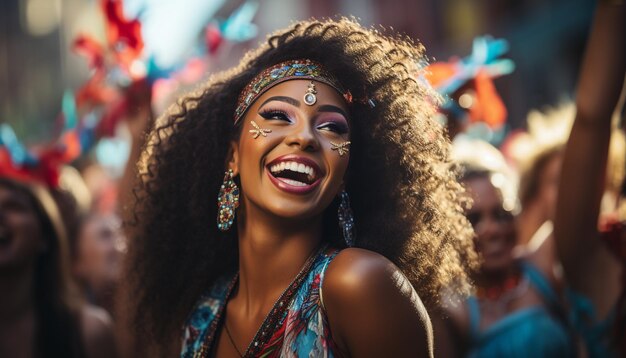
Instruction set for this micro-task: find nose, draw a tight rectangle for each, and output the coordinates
[475,214,500,242]
[284,120,320,152]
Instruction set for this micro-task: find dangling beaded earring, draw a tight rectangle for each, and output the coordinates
[217,169,240,231]
[338,190,355,247]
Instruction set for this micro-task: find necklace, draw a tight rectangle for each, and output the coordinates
[476,273,522,301]
[207,244,327,357]
[477,273,529,316]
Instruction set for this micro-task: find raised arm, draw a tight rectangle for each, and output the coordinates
[117,80,153,228]
[554,0,625,284]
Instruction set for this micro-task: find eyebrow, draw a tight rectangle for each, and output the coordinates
[318,104,349,119]
[259,96,300,109]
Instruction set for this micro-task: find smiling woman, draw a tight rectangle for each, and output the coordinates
[120,18,478,357]
[0,178,118,358]
[233,78,350,223]
[433,160,574,357]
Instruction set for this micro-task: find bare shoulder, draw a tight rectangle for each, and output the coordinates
[324,248,424,306]
[81,305,118,358]
[323,248,433,358]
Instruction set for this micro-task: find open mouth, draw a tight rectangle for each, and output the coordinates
[269,162,317,186]
[480,237,514,258]
[266,156,323,193]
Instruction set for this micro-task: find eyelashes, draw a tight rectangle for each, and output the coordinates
[259,108,291,122]
[317,121,349,135]
[465,208,514,228]
[257,107,349,135]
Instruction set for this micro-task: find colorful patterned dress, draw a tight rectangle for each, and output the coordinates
[181,248,341,357]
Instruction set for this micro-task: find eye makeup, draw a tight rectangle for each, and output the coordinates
[259,109,290,121]
[258,104,294,122]
[465,207,514,228]
[316,117,349,135]
[256,100,350,135]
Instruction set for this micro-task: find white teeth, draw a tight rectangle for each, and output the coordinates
[269,161,316,177]
[280,178,307,187]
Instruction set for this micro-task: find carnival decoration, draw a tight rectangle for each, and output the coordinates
[426,36,515,138]
[71,0,258,140]
[2,0,260,187]
[0,120,80,188]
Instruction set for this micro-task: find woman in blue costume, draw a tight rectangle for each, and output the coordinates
[118,18,478,357]
[433,152,575,357]
[554,0,625,356]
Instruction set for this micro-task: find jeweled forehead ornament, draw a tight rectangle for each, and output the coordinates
[304,81,317,106]
[234,59,351,124]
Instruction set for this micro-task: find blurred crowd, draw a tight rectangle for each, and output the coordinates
[0,0,624,357]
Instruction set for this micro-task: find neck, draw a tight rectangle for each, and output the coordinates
[235,202,323,317]
[517,201,548,245]
[475,263,520,288]
[0,264,36,323]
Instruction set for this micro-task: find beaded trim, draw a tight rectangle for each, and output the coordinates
[195,244,327,357]
[193,273,239,358]
[233,59,349,124]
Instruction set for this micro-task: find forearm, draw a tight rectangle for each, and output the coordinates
[574,0,625,123]
[117,109,152,228]
[554,0,625,275]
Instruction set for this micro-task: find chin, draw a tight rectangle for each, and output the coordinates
[265,203,323,221]
[481,256,515,274]
[257,190,333,218]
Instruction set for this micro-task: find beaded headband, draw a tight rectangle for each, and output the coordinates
[234,59,351,124]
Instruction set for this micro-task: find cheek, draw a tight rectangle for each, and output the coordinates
[505,224,517,242]
[541,163,561,202]
[79,226,100,253]
[325,152,349,188]
[546,187,558,205]
[237,138,268,180]
[82,236,109,264]
[8,211,45,258]
[538,182,559,210]
[238,130,282,165]
[473,231,490,247]
[472,235,480,249]
[236,136,279,203]
[11,211,41,238]
[92,233,111,253]
[330,153,349,176]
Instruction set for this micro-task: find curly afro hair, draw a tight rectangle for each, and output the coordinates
[120,17,478,354]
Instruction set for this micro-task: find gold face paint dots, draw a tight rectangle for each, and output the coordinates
[249,120,272,139]
[330,141,351,156]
